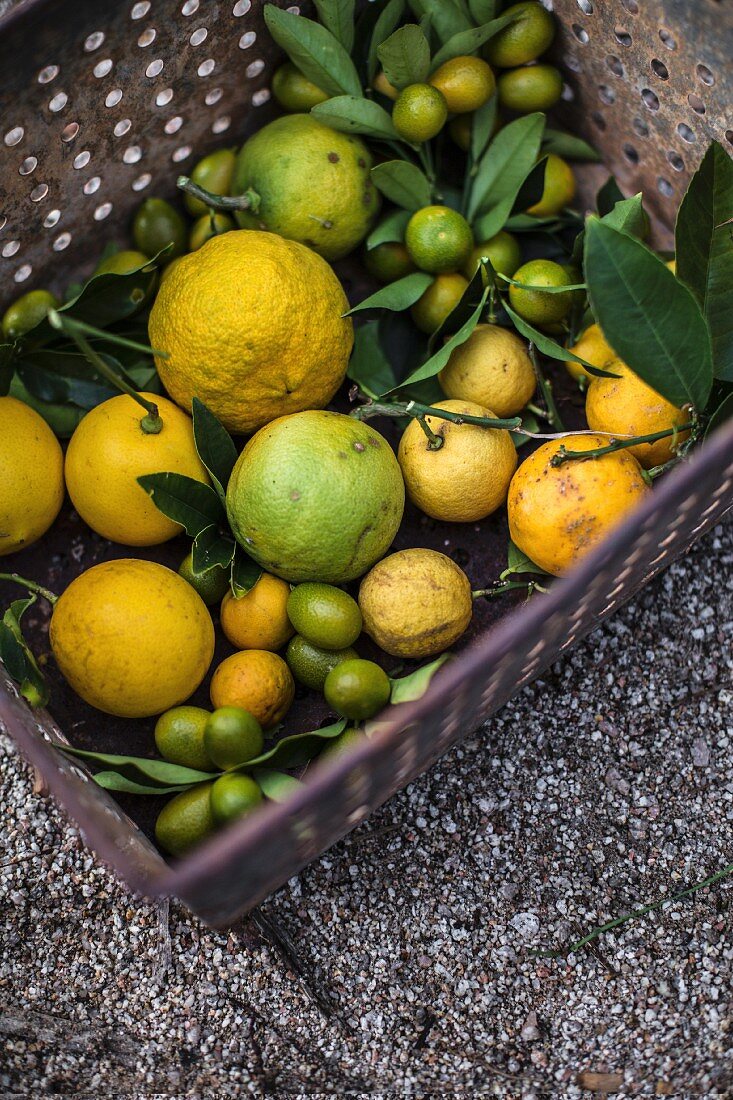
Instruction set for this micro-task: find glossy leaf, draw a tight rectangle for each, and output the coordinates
[192,525,236,575]
[0,597,49,707]
[366,208,411,249]
[347,320,397,398]
[93,772,195,796]
[377,24,431,90]
[191,398,239,504]
[584,218,713,410]
[371,160,432,210]
[389,654,450,704]
[312,95,399,140]
[468,0,497,23]
[705,391,733,437]
[542,129,600,162]
[500,541,548,580]
[313,0,355,52]
[471,94,497,164]
[264,7,362,98]
[601,193,648,238]
[510,155,549,215]
[230,547,263,597]
[60,746,215,787]
[430,10,518,69]
[387,287,489,394]
[468,112,545,223]
[502,303,618,378]
[676,141,733,381]
[347,271,433,314]
[254,768,304,802]
[235,719,348,771]
[408,0,471,44]
[137,472,225,538]
[367,0,405,81]
[596,176,625,216]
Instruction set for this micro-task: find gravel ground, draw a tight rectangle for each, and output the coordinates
[1,519,732,1098]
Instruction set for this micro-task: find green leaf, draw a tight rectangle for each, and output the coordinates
[236,719,348,771]
[511,410,538,448]
[584,218,713,411]
[0,597,49,707]
[705,390,733,437]
[191,397,239,504]
[389,655,450,704]
[430,10,518,69]
[503,303,617,378]
[230,546,263,597]
[60,746,215,787]
[366,209,411,249]
[313,0,355,52]
[676,141,733,382]
[264,6,362,97]
[601,193,648,238]
[468,0,497,23]
[372,160,432,210]
[408,0,471,44]
[254,768,304,802]
[377,24,431,90]
[311,95,398,140]
[192,525,236,575]
[500,540,549,580]
[468,112,545,224]
[387,287,489,394]
[367,0,405,81]
[510,155,549,216]
[596,176,625,216]
[471,94,497,164]
[137,472,225,538]
[347,272,433,314]
[0,621,29,683]
[93,772,195,796]
[542,128,600,162]
[347,320,397,398]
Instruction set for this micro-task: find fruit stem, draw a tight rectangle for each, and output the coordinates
[529,343,566,432]
[177,176,261,215]
[50,314,169,360]
[472,580,548,600]
[551,423,695,466]
[0,573,58,605]
[351,400,521,432]
[416,414,444,450]
[497,273,588,293]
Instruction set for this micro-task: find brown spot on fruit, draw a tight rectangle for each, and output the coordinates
[290,490,301,501]
[353,442,365,452]
[358,157,366,168]
[328,152,340,163]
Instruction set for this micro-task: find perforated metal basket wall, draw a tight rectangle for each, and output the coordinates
[1,0,732,927]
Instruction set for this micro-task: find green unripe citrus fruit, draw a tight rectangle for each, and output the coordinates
[484,2,555,67]
[189,212,235,252]
[285,636,359,691]
[392,83,448,143]
[508,258,574,327]
[155,783,216,858]
[95,250,150,275]
[209,772,263,826]
[178,550,230,607]
[184,148,237,216]
[204,706,264,769]
[154,706,214,772]
[364,241,416,283]
[272,62,329,112]
[411,273,468,333]
[406,206,474,275]
[133,198,187,261]
[319,726,366,762]
[497,64,563,113]
[463,230,522,280]
[429,56,495,114]
[287,583,362,650]
[2,289,59,340]
[324,658,391,721]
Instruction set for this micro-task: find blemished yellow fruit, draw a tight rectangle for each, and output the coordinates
[64,393,209,546]
[527,154,576,218]
[0,396,65,557]
[585,359,691,469]
[209,650,295,729]
[220,573,295,652]
[359,548,472,659]
[429,56,495,114]
[148,231,353,435]
[566,322,616,383]
[49,559,215,717]
[507,435,651,576]
[439,324,536,417]
[398,399,517,522]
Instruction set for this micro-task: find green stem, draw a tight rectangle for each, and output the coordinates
[51,314,168,360]
[529,344,566,432]
[351,400,521,432]
[177,176,260,215]
[551,423,695,466]
[497,273,587,293]
[0,573,57,605]
[416,414,443,450]
[48,310,163,434]
[472,580,548,600]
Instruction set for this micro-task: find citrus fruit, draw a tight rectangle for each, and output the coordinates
[210,772,263,826]
[359,548,472,659]
[226,410,405,584]
[507,435,651,576]
[566,322,615,383]
[429,56,495,113]
[508,259,574,327]
[2,289,59,340]
[155,783,215,858]
[184,148,237,216]
[448,113,472,152]
[323,658,391,721]
[666,258,676,273]
[438,324,535,417]
[154,706,214,771]
[49,559,215,717]
[585,360,691,469]
[498,63,563,112]
[392,83,448,143]
[364,241,416,283]
[178,550,230,607]
[148,230,353,435]
[287,583,362,650]
[405,206,474,275]
[132,197,187,261]
[285,636,359,691]
[95,250,150,275]
[189,212,235,252]
[220,573,294,651]
[0,395,64,557]
[232,114,379,261]
[463,230,522,280]
[411,273,468,333]
[398,399,517,521]
[209,650,295,729]
[527,154,576,217]
[373,70,399,100]
[272,62,329,112]
[64,392,209,546]
[318,726,366,763]
[484,2,555,67]
[203,706,264,768]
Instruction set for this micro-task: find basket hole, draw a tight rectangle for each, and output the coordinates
[239,31,257,49]
[5,126,24,147]
[38,64,60,84]
[576,0,593,13]
[198,59,216,77]
[696,63,715,86]
[245,59,265,78]
[73,150,91,169]
[667,150,684,172]
[677,122,695,143]
[156,88,174,107]
[615,27,632,46]
[131,1,151,18]
[688,93,705,114]
[182,0,199,12]
[2,240,20,258]
[43,209,61,228]
[84,30,105,51]
[591,110,605,130]
[561,82,575,102]
[172,145,192,162]
[61,122,79,142]
[106,89,123,107]
[598,84,615,105]
[49,92,68,113]
[632,116,649,137]
[190,27,208,46]
[93,58,113,78]
[651,58,668,80]
[19,156,37,175]
[606,54,624,77]
[564,53,582,74]
[94,202,113,221]
[132,172,152,191]
[726,130,733,146]
[233,0,252,14]
[641,88,659,111]
[621,0,638,11]
[658,177,673,198]
[623,142,639,163]
[571,23,589,44]
[212,115,231,134]
[146,59,164,78]
[138,28,157,47]
[164,116,184,134]
[252,88,271,106]
[123,145,143,163]
[53,231,72,251]
[658,27,676,50]
[205,88,223,106]
[114,118,132,137]
[14,264,33,283]
[83,176,101,195]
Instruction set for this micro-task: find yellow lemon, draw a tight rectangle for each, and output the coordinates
[429,55,495,113]
[209,650,295,729]
[566,322,616,383]
[220,573,295,651]
[148,230,353,435]
[439,324,536,417]
[0,396,64,557]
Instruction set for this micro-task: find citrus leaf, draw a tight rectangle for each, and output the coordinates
[347,320,397,398]
[601,193,648,238]
[542,129,600,162]
[471,94,497,163]
[502,303,618,378]
[254,768,304,802]
[511,155,549,216]
[191,398,238,503]
[676,141,733,382]
[366,208,411,249]
[389,654,450,704]
[468,112,545,223]
[371,160,432,210]
[264,6,362,98]
[347,271,433,314]
[596,176,625,216]
[60,746,216,787]
[705,391,733,437]
[584,218,713,411]
[500,540,549,580]
[192,525,236,575]
[408,0,471,44]
[0,622,29,683]
[430,10,518,69]
[377,24,430,90]
[367,0,405,81]
[313,0,355,52]
[222,720,349,774]
[311,95,398,140]
[1,597,49,707]
[387,287,489,394]
[93,772,195,796]
[137,473,225,537]
[230,547,263,597]
[468,0,497,23]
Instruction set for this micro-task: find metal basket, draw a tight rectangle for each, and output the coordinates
[1,0,732,927]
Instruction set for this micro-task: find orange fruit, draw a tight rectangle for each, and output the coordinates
[209,650,295,729]
[219,573,294,651]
